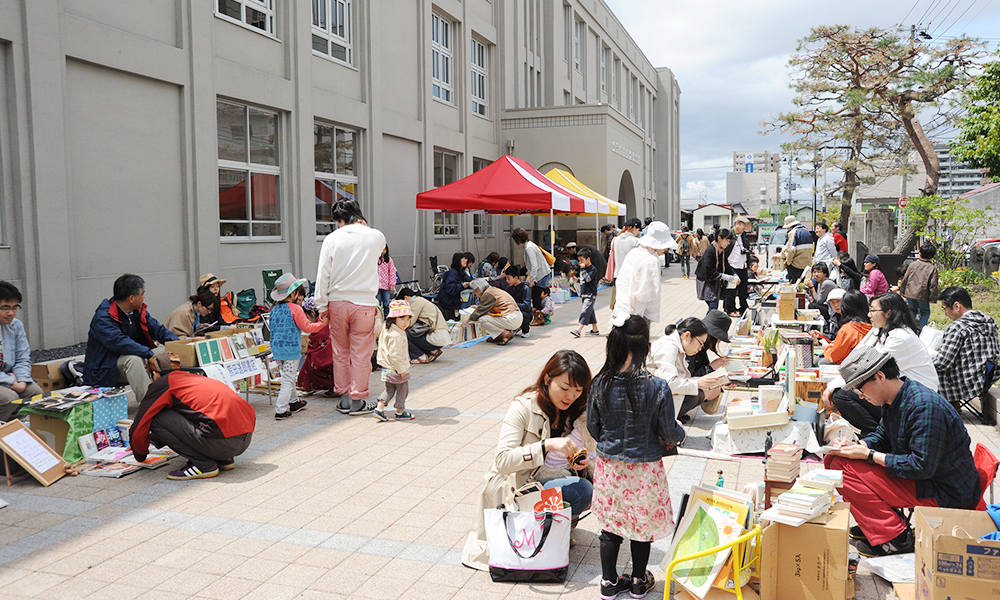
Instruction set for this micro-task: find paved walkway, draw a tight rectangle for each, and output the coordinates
[2,268,998,600]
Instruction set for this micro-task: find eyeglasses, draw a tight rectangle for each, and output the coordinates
[868,308,887,314]
[694,336,707,349]
[0,304,21,313]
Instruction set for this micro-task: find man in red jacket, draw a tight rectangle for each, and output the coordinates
[130,371,255,480]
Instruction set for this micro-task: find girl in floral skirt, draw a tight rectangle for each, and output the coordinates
[587,315,687,600]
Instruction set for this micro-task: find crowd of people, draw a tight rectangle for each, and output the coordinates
[3,201,999,592]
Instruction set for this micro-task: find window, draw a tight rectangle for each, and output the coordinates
[630,75,637,121]
[573,19,583,72]
[432,13,453,103]
[471,38,488,117]
[434,150,459,237]
[471,159,492,237]
[601,47,607,93]
[612,57,620,107]
[217,100,281,238]
[216,0,275,36]
[312,0,353,65]
[314,122,359,236]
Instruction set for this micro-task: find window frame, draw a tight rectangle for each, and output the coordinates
[311,0,354,66]
[434,149,460,238]
[432,13,454,104]
[215,0,277,38]
[573,18,583,72]
[217,99,282,241]
[612,57,620,107]
[471,37,489,118]
[314,121,360,238]
[601,46,607,93]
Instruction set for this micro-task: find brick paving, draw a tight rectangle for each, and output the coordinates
[1,267,998,600]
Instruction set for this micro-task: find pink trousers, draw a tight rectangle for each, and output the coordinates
[327,301,377,401]
[825,455,938,545]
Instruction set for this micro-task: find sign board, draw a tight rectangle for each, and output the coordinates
[745,163,754,173]
[898,196,909,208]
[0,420,68,486]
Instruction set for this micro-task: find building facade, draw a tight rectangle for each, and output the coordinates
[0,0,680,349]
[935,143,986,198]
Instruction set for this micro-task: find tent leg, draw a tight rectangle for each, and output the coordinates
[550,208,554,280]
[412,211,419,283]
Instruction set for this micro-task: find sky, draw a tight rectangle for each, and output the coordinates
[603,0,1000,207]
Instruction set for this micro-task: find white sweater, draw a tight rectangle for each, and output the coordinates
[314,223,387,309]
[650,331,699,419]
[523,241,549,283]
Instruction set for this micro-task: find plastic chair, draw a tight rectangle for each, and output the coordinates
[261,269,283,306]
[664,526,761,600]
[974,442,1000,510]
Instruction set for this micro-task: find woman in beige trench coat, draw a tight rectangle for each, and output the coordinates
[461,350,596,571]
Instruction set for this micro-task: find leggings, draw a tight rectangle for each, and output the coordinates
[600,530,652,582]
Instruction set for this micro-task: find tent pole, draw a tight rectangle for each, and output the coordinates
[550,208,554,281]
[412,211,419,283]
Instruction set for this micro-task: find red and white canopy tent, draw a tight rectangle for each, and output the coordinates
[414,155,625,280]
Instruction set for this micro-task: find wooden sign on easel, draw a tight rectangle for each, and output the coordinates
[0,420,68,486]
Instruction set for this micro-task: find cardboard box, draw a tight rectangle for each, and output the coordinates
[165,338,206,367]
[915,506,1000,600]
[795,381,827,406]
[29,413,71,459]
[205,326,254,339]
[30,356,81,390]
[779,287,797,320]
[759,502,852,600]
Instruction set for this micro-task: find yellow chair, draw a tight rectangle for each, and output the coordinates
[664,525,761,600]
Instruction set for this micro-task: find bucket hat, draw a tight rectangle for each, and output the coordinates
[270,273,308,302]
[783,215,800,228]
[198,273,227,289]
[863,254,880,265]
[638,221,678,250]
[702,310,732,343]
[839,346,893,390]
[387,300,413,319]
[827,288,846,302]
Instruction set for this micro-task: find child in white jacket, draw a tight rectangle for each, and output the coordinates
[374,300,415,421]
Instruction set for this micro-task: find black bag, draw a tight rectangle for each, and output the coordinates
[409,319,432,337]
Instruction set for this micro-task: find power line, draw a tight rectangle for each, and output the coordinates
[930,0,966,35]
[901,0,923,24]
[936,0,980,36]
[917,0,943,25]
[956,0,994,34]
[927,0,961,32]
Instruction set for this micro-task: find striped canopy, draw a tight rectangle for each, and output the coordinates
[544,168,626,217]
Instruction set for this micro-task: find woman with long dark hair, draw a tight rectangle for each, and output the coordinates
[695,228,737,313]
[435,252,471,321]
[588,316,686,599]
[462,350,594,570]
[814,290,872,364]
[821,292,938,436]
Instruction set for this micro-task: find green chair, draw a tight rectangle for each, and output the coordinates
[262,269,283,306]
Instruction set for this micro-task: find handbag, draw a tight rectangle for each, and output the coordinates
[409,320,432,337]
[540,247,557,267]
[920,321,944,352]
[427,328,452,347]
[484,506,571,583]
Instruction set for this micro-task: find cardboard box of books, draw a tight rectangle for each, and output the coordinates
[165,337,206,367]
[915,506,1000,600]
[759,502,853,600]
[205,326,255,339]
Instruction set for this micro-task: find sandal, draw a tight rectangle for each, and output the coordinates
[428,349,443,362]
[497,331,513,346]
[410,355,431,364]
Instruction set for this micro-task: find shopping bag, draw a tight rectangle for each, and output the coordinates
[485,507,571,583]
[540,247,557,267]
[920,321,944,352]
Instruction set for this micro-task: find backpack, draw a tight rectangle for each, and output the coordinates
[678,235,691,256]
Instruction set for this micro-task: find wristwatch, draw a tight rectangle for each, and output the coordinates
[867,449,875,464]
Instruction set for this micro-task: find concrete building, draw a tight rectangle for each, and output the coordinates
[0,0,680,349]
[691,203,733,233]
[725,171,780,216]
[936,143,986,198]
[733,151,781,174]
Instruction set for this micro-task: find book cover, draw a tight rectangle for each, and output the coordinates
[94,430,109,450]
[105,427,125,448]
[219,338,234,361]
[667,499,745,599]
[78,433,98,458]
[197,340,213,366]
[209,339,223,363]
[81,462,141,478]
[86,447,133,463]
[230,335,249,359]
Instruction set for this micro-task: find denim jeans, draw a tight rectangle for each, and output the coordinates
[907,298,930,330]
[679,255,691,277]
[705,299,719,313]
[542,476,593,516]
[376,289,392,314]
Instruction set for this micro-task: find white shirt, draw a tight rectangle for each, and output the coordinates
[728,232,746,269]
[612,231,640,278]
[650,331,699,418]
[315,223,387,309]
[523,241,549,284]
[814,233,837,264]
[825,327,939,392]
[610,245,661,327]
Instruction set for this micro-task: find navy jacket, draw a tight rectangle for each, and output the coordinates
[587,371,686,462]
[508,281,532,314]
[84,298,178,388]
[436,268,468,310]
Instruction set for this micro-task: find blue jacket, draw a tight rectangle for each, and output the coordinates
[84,298,177,388]
[508,281,532,314]
[587,371,686,462]
[436,268,468,310]
[0,318,34,387]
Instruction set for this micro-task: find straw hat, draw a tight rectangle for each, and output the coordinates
[198,273,227,289]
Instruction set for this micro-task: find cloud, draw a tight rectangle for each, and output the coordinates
[604,0,1000,204]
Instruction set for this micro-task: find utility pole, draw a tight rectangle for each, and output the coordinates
[812,156,820,224]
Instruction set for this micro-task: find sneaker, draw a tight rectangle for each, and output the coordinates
[855,528,914,557]
[373,409,388,422]
[849,525,867,541]
[570,330,581,338]
[629,571,655,599]
[274,410,293,420]
[349,399,377,416]
[289,400,308,413]
[395,410,415,421]
[587,329,602,336]
[167,463,219,481]
[599,574,631,600]
[337,399,351,414]
[217,459,236,471]
[521,332,530,339]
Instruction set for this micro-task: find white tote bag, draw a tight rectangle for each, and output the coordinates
[920,321,944,352]
[484,507,571,583]
[427,328,452,348]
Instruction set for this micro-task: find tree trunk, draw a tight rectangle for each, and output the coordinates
[893,110,940,255]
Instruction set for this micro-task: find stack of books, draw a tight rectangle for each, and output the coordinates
[798,469,843,492]
[765,443,802,483]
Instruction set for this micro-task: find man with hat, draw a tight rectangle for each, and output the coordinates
[610,221,677,328]
[781,215,814,283]
[724,215,753,317]
[826,347,980,557]
[84,274,178,402]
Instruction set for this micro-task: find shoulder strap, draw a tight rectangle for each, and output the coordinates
[502,511,555,559]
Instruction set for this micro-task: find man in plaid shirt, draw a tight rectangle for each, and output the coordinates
[934,286,1000,407]
[826,347,980,557]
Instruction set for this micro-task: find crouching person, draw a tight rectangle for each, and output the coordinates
[129,370,255,481]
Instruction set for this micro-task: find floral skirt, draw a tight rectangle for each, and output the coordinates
[594,457,674,542]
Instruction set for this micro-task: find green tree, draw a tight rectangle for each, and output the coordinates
[952,51,1000,181]
[902,194,997,269]
[757,208,772,221]
[763,25,984,250]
